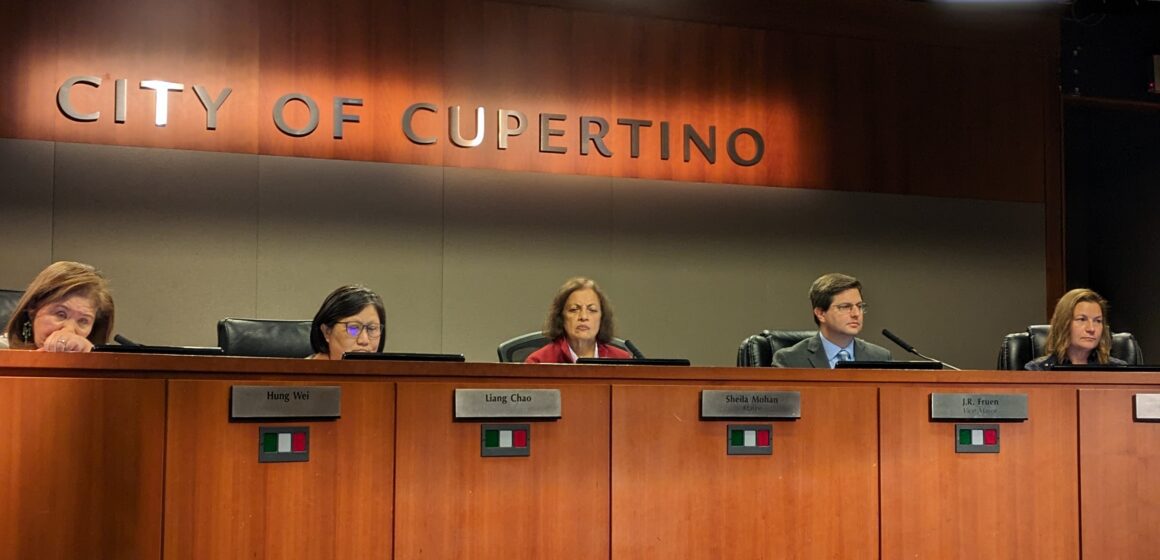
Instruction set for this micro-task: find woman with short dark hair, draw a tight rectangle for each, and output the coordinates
[525,277,631,364]
[308,285,386,360]
[2,261,115,352]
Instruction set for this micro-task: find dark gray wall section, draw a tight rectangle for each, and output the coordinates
[49,142,260,342]
[0,139,54,289]
[256,156,445,353]
[0,138,1045,367]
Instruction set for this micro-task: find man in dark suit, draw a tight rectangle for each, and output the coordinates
[772,273,891,368]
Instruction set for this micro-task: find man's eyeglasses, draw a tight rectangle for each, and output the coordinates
[832,303,869,315]
[336,322,383,338]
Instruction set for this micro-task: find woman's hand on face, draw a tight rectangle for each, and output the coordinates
[39,330,94,353]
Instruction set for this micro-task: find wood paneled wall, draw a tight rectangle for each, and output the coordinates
[0,0,1058,202]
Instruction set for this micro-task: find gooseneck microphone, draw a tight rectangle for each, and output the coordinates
[881,329,961,371]
[113,334,140,346]
[623,339,646,359]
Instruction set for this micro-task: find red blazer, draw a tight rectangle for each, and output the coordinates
[524,337,632,364]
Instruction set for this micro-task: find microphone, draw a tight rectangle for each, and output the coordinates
[623,339,646,359]
[881,329,961,371]
[114,334,140,346]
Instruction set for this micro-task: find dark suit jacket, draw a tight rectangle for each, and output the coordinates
[771,332,892,368]
[525,337,632,364]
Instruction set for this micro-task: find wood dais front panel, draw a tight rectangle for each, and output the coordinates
[0,376,165,560]
[163,379,395,560]
[879,386,1078,559]
[393,382,610,560]
[1079,389,1160,559]
[611,384,879,560]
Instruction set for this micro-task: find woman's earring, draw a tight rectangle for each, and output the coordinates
[21,320,33,341]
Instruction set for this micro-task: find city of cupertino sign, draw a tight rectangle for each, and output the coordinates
[56,75,766,167]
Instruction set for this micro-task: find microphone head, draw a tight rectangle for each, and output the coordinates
[881,329,916,353]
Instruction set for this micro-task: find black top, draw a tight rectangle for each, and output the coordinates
[1024,352,1128,371]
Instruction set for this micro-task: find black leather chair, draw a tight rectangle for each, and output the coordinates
[497,331,634,363]
[736,329,816,367]
[997,324,1144,370]
[217,318,313,358]
[0,289,24,331]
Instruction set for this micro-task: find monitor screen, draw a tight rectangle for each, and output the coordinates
[93,344,224,356]
[342,352,466,362]
[834,360,943,370]
[576,357,691,366]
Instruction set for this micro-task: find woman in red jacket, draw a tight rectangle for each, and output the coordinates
[525,277,631,364]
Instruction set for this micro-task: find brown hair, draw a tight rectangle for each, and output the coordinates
[543,277,615,344]
[1043,288,1112,364]
[3,261,115,349]
[809,273,862,326]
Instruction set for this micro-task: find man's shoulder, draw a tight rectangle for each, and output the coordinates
[772,334,819,367]
[774,334,816,356]
[855,337,892,360]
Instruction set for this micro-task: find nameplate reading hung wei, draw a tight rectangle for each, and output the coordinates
[230,385,342,419]
[930,393,1028,421]
[454,389,562,420]
[1134,394,1160,422]
[700,390,801,419]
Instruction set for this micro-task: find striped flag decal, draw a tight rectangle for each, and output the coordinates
[727,424,772,455]
[955,423,1000,453]
[258,426,310,463]
[481,424,531,457]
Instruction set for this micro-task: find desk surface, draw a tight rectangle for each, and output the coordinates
[3,349,1160,386]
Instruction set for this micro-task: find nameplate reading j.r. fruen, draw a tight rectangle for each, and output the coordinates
[230,385,342,419]
[700,390,801,419]
[454,389,562,420]
[929,393,1028,421]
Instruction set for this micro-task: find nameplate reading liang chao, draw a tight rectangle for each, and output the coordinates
[454,389,562,420]
[930,393,1028,421]
[230,385,341,419]
[1134,394,1160,422]
[700,390,801,419]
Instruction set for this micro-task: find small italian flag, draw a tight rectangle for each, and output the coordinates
[726,424,772,455]
[959,427,998,446]
[258,426,309,462]
[730,427,771,448]
[263,431,307,454]
[484,427,528,449]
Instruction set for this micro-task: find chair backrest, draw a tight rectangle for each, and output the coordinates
[217,318,313,358]
[736,330,815,367]
[0,289,23,332]
[997,324,1144,369]
[497,331,634,363]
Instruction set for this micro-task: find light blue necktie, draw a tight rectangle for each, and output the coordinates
[835,349,851,368]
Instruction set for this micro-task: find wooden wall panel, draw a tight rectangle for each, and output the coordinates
[879,386,1079,559]
[0,377,165,559]
[163,379,394,560]
[611,384,879,559]
[50,0,261,153]
[394,381,610,560]
[0,0,1057,202]
[1078,389,1160,558]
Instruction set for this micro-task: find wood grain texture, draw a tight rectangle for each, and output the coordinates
[1078,389,1160,559]
[393,381,610,560]
[0,0,1057,202]
[0,377,165,559]
[611,384,879,559]
[163,379,394,560]
[879,386,1079,559]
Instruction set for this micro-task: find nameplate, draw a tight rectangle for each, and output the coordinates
[230,385,341,419]
[454,389,562,420]
[1134,394,1160,422]
[700,390,801,419]
[930,393,1028,421]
